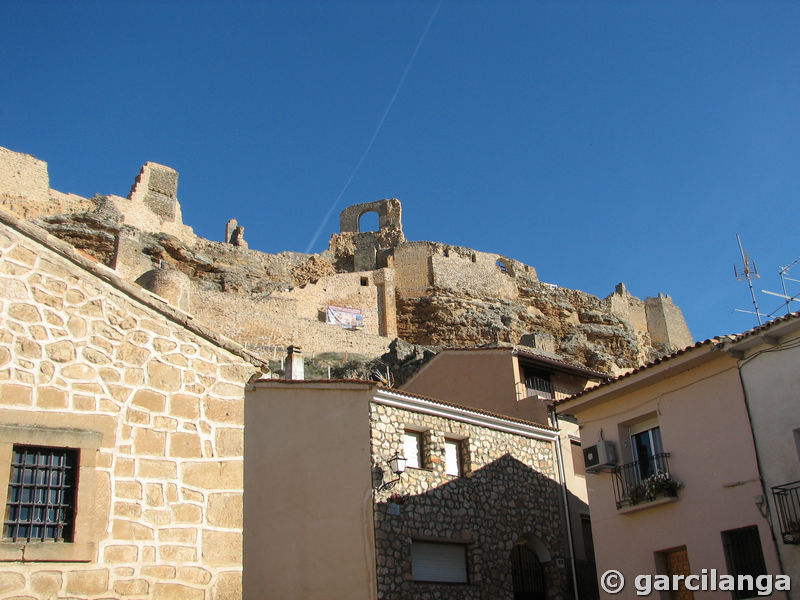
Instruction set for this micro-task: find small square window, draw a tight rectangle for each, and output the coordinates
[411,541,468,583]
[360,276,369,286]
[4,445,78,543]
[404,431,422,469]
[444,439,462,476]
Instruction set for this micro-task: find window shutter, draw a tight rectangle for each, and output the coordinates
[411,541,468,583]
[403,432,421,469]
[444,440,461,476]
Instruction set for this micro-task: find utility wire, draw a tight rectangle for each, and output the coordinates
[305,1,443,253]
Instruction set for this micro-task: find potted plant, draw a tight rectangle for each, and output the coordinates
[628,472,682,506]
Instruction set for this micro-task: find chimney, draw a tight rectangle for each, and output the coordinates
[286,345,304,380]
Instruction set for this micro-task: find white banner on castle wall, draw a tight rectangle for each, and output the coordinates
[326,305,364,330]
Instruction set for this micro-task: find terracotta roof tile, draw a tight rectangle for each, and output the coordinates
[558,310,800,404]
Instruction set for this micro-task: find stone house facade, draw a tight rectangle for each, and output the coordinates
[245,380,572,600]
[401,346,609,599]
[0,208,268,599]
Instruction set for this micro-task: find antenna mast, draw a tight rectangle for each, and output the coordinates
[734,234,763,325]
[778,256,800,315]
[761,255,800,316]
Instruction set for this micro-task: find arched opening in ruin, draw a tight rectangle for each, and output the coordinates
[510,534,550,600]
[358,210,380,232]
[496,258,510,274]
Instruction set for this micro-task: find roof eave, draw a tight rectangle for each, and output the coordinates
[556,342,721,414]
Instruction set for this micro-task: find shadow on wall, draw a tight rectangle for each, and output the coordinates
[374,454,583,600]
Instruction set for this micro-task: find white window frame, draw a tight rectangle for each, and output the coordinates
[628,416,663,480]
[403,430,423,469]
[444,438,462,477]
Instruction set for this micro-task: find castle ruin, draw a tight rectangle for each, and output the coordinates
[0,145,693,375]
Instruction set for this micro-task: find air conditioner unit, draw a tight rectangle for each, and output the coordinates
[583,441,617,472]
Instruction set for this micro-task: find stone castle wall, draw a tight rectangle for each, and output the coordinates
[0,146,97,219]
[269,269,389,337]
[371,400,570,599]
[644,293,694,350]
[189,286,393,359]
[0,210,265,599]
[0,147,50,207]
[0,145,695,371]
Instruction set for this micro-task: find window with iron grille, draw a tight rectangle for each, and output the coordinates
[4,445,78,542]
[721,525,768,599]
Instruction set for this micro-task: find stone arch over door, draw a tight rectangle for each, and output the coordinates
[339,199,403,234]
[511,534,551,600]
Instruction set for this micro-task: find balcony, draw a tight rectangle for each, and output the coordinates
[772,480,800,544]
[613,453,680,510]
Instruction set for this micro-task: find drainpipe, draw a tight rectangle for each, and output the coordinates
[552,406,580,600]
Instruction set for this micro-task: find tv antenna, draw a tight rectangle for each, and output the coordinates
[734,234,766,325]
[761,255,800,316]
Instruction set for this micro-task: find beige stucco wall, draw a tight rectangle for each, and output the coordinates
[736,328,800,592]
[569,356,782,599]
[244,382,377,600]
[0,213,262,598]
[401,349,520,416]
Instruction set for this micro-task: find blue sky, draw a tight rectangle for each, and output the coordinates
[2,1,798,343]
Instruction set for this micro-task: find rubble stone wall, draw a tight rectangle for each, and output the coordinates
[269,269,390,337]
[371,401,570,600]
[190,288,392,358]
[430,250,520,300]
[0,213,262,599]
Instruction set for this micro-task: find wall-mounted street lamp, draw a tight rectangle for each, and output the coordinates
[376,452,407,492]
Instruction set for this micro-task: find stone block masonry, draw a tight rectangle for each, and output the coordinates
[0,208,267,599]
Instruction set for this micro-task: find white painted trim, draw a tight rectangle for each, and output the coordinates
[375,389,558,442]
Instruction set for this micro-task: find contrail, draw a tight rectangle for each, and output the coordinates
[305,1,443,253]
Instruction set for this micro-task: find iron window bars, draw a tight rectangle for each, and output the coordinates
[4,445,78,542]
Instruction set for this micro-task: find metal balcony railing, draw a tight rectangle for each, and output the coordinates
[524,375,553,400]
[613,453,678,509]
[772,480,800,544]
